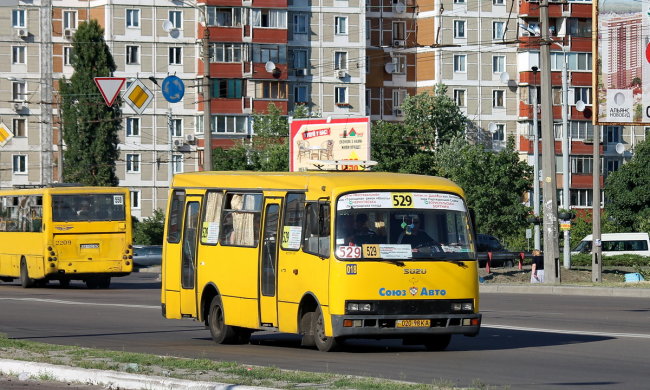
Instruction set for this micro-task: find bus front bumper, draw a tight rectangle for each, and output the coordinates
[331,313,481,338]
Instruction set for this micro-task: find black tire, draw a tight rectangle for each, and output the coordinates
[300,311,316,347]
[423,334,452,351]
[85,278,98,289]
[504,260,514,268]
[20,259,35,288]
[207,296,238,344]
[59,278,70,288]
[98,276,111,289]
[313,307,339,352]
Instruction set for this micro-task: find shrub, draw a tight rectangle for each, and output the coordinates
[570,253,649,267]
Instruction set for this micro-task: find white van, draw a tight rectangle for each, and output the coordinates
[572,233,650,257]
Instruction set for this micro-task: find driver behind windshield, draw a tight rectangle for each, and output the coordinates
[397,217,442,252]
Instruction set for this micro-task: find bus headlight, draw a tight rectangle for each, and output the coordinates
[346,302,373,313]
[451,302,473,312]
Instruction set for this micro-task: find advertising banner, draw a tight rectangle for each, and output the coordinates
[289,117,370,171]
[594,0,650,125]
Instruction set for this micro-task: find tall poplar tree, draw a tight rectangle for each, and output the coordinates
[60,20,120,186]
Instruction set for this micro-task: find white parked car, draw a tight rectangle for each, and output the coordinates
[572,233,650,257]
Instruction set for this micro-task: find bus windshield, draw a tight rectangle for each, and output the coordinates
[52,194,126,222]
[335,191,474,261]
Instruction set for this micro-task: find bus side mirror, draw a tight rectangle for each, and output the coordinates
[469,208,477,237]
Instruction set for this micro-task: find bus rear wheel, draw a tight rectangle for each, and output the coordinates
[98,276,111,289]
[423,334,451,351]
[313,307,339,352]
[208,296,238,344]
[20,259,35,288]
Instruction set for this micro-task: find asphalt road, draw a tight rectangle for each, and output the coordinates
[0,273,649,389]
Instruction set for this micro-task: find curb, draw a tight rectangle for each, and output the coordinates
[480,284,650,298]
[0,359,276,390]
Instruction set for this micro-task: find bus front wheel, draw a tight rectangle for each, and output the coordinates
[313,307,340,352]
[208,296,238,344]
[20,259,35,288]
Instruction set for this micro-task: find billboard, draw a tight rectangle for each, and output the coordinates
[594,0,650,125]
[289,117,370,172]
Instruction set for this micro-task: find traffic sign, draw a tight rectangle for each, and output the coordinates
[161,75,185,103]
[123,79,153,114]
[0,122,14,147]
[94,77,126,107]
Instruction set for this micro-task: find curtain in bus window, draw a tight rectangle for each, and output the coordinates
[231,194,257,246]
[202,191,223,245]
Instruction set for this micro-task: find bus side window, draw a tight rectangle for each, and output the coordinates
[303,202,330,258]
[201,191,223,245]
[167,191,186,243]
[220,193,262,247]
[281,193,305,250]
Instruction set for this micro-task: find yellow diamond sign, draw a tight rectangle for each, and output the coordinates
[123,79,153,114]
[0,122,14,147]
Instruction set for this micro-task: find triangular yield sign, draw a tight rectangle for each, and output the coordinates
[94,77,126,107]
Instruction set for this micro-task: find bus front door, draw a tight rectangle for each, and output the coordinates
[259,200,281,327]
[180,198,201,317]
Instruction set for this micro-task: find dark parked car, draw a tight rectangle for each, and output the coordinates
[476,234,517,268]
[133,245,162,267]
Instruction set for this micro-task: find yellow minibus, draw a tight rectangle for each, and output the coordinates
[0,186,133,288]
[162,171,481,351]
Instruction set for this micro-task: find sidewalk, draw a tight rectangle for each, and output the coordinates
[480,283,650,297]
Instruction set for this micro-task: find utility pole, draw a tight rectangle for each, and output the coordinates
[41,0,53,185]
[539,0,560,283]
[592,125,602,282]
[531,67,540,251]
[201,12,212,171]
[561,48,571,269]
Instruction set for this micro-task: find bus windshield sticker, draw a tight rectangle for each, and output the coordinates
[336,246,362,259]
[377,244,412,259]
[338,192,465,212]
[113,195,124,205]
[202,222,220,244]
[282,226,302,249]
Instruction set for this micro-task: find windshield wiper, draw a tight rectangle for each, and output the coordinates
[375,259,406,267]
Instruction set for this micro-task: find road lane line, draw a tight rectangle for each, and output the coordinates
[484,323,650,339]
[0,297,159,310]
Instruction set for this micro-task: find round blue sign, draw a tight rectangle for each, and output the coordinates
[161,75,185,103]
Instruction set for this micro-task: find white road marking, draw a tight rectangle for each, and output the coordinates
[0,297,159,310]
[483,323,650,339]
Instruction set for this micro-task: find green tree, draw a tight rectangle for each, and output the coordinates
[435,137,533,240]
[59,20,120,186]
[370,121,436,175]
[604,138,650,232]
[133,209,165,245]
[401,85,467,150]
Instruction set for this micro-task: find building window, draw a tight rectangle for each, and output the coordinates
[13,118,26,137]
[454,20,466,38]
[126,46,139,65]
[292,49,308,69]
[13,155,27,174]
[334,51,347,70]
[454,89,466,107]
[567,18,591,38]
[171,119,183,137]
[169,11,182,29]
[335,86,348,105]
[213,115,247,134]
[252,44,283,63]
[493,21,505,40]
[256,81,287,99]
[392,21,406,40]
[493,0,505,4]
[392,55,406,74]
[366,20,371,43]
[63,11,77,30]
[570,189,592,207]
[293,14,308,34]
[12,46,26,64]
[573,87,591,105]
[126,154,140,173]
[126,117,140,136]
[195,116,204,134]
[453,0,465,3]
[63,47,73,66]
[126,9,140,28]
[571,156,592,174]
[393,89,407,113]
[212,43,242,63]
[294,85,308,103]
[207,7,242,27]
[251,9,287,28]
[551,52,592,71]
[492,124,505,141]
[212,79,244,99]
[606,158,621,174]
[605,126,621,144]
[454,54,466,72]
[492,55,505,73]
[335,17,348,35]
[570,121,594,141]
[12,81,26,101]
[131,190,140,209]
[493,90,505,108]
[12,9,26,28]
[169,47,182,65]
[172,155,183,174]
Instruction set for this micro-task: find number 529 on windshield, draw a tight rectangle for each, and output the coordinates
[392,193,413,208]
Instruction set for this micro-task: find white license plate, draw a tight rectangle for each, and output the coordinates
[80,243,99,249]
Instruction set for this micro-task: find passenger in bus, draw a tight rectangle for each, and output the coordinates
[76,200,92,218]
[398,218,442,252]
[351,213,378,245]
